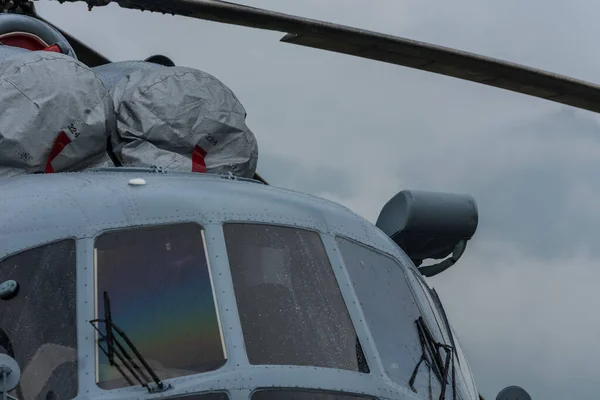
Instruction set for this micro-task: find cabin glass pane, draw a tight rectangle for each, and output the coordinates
[407,271,475,399]
[405,270,452,345]
[451,326,479,400]
[336,237,442,396]
[252,389,377,399]
[223,223,368,372]
[0,239,78,400]
[407,268,479,396]
[94,223,226,389]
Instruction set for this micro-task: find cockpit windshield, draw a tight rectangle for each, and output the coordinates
[223,223,369,373]
[0,239,78,400]
[335,236,442,395]
[93,223,226,389]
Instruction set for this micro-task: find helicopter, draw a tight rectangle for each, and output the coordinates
[2,0,594,399]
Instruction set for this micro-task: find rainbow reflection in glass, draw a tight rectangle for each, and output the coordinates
[94,223,226,389]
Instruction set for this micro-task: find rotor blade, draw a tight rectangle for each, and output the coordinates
[281,33,600,114]
[85,0,600,114]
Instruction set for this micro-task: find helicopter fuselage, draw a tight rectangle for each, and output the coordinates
[0,168,478,400]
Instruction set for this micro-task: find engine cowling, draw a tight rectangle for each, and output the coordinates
[376,190,479,276]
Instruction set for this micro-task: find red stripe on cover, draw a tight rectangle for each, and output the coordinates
[192,145,207,173]
[45,131,71,173]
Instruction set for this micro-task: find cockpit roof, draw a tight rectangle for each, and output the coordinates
[0,168,405,263]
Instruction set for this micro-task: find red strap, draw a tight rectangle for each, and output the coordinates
[192,145,207,173]
[0,34,63,53]
[0,34,44,51]
[45,131,72,173]
[42,44,62,53]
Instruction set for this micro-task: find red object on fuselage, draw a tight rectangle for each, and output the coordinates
[0,32,61,52]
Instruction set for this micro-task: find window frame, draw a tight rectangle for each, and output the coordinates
[250,387,378,400]
[334,235,482,395]
[406,268,453,346]
[91,222,227,389]
[161,393,230,400]
[333,235,450,391]
[427,284,480,398]
[406,259,477,398]
[0,237,78,263]
[222,222,369,373]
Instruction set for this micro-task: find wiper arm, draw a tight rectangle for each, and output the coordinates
[103,291,114,365]
[409,317,456,400]
[430,288,459,364]
[90,291,172,393]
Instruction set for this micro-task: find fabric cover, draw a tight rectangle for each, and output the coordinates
[0,51,114,177]
[108,64,258,178]
[0,54,258,179]
[0,44,29,61]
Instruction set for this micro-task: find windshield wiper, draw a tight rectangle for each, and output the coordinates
[409,317,456,400]
[430,288,459,365]
[90,291,172,393]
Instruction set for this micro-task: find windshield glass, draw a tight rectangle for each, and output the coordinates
[223,223,368,373]
[407,266,476,399]
[405,269,452,346]
[0,239,78,400]
[451,326,479,400]
[94,223,226,389]
[335,237,442,397]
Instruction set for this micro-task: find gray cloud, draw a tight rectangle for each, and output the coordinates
[420,107,600,399]
[35,1,600,398]
[431,240,600,400]
[258,153,357,199]
[399,108,600,259]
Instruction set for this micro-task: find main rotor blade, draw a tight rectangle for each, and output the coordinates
[282,34,600,114]
[76,0,600,114]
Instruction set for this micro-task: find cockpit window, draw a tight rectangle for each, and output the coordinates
[451,326,479,400]
[0,239,78,400]
[223,224,368,373]
[335,237,442,397]
[405,270,452,346]
[94,223,226,389]
[252,389,377,399]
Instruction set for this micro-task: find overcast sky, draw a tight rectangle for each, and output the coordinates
[36,0,600,398]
